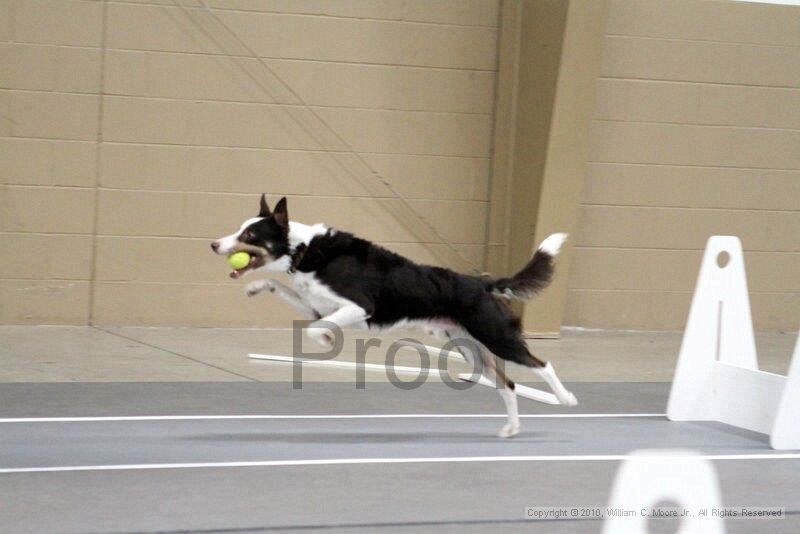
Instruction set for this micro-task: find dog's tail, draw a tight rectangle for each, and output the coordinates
[486,233,567,301]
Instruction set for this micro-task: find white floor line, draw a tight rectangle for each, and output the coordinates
[0,413,665,423]
[2,453,799,474]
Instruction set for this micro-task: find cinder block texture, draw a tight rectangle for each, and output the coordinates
[566,0,800,331]
[2,0,499,326]
[3,0,796,331]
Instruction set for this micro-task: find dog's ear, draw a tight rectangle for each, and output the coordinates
[258,193,271,217]
[273,197,289,229]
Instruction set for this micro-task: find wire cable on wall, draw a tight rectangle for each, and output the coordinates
[168,0,485,274]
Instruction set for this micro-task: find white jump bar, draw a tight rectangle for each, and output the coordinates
[456,373,560,405]
[248,353,447,377]
[248,353,564,405]
[393,339,466,361]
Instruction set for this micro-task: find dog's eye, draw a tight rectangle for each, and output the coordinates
[243,230,255,239]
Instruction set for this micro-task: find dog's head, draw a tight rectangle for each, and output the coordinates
[211,195,291,278]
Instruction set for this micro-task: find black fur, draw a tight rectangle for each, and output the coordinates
[219,196,579,430]
[237,196,560,369]
[238,216,291,260]
[291,229,550,368]
[485,248,556,299]
[240,196,291,260]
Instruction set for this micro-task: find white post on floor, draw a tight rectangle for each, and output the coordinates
[667,236,800,450]
[602,450,725,534]
[771,333,800,449]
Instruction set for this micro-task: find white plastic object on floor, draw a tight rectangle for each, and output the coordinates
[456,373,560,404]
[394,339,466,361]
[602,450,725,534]
[667,236,800,450]
[771,334,800,449]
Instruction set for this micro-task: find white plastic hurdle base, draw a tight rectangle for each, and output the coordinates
[456,373,560,404]
[247,360,562,405]
[667,236,800,450]
[248,339,564,405]
[399,338,563,404]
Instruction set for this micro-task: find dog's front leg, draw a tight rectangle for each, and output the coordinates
[307,304,369,349]
[244,279,276,297]
[245,279,319,319]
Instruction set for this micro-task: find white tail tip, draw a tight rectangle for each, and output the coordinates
[538,233,568,256]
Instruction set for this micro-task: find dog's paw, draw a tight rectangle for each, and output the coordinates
[497,423,520,438]
[560,391,578,407]
[245,279,275,298]
[306,326,336,349]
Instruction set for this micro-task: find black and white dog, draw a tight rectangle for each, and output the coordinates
[212,195,577,437]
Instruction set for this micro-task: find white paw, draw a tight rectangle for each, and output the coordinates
[306,326,336,349]
[560,391,578,407]
[245,279,274,297]
[498,423,520,438]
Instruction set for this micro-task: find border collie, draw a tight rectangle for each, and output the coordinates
[212,195,577,437]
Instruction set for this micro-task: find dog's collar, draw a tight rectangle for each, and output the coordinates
[287,243,308,274]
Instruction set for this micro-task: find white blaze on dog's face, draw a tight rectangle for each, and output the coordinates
[214,216,263,256]
[211,195,291,278]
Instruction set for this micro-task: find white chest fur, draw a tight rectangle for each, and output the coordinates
[291,272,353,318]
[288,272,456,337]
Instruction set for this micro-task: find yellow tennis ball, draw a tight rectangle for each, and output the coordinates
[227,252,251,270]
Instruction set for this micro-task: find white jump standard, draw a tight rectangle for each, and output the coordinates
[667,236,800,450]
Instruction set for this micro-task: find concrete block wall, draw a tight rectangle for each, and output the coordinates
[565,0,800,331]
[1,0,500,326]
[3,0,797,332]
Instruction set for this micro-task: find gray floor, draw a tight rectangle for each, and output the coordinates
[1,327,798,533]
[1,325,796,383]
[0,382,798,533]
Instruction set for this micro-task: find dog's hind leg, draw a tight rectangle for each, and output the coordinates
[459,299,577,408]
[530,357,578,407]
[478,337,578,406]
[515,347,577,407]
[475,344,520,438]
[465,318,577,407]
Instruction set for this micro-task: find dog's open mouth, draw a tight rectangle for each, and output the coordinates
[229,252,266,279]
